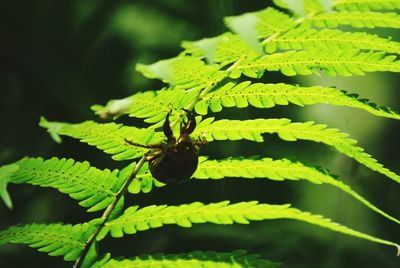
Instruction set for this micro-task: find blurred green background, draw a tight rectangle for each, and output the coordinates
[0,1,399,267]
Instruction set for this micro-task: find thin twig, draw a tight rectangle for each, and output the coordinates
[73,156,146,268]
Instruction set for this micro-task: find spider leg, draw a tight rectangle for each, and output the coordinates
[163,110,176,143]
[144,149,163,162]
[181,108,196,135]
[193,132,208,146]
[124,138,163,149]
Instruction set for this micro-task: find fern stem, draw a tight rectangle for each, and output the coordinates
[74,82,216,267]
[73,156,147,268]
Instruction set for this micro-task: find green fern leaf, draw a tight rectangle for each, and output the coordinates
[91,88,198,123]
[231,50,400,77]
[39,117,163,161]
[194,157,400,224]
[333,0,400,11]
[125,157,399,224]
[0,223,95,261]
[265,27,400,54]
[98,201,400,253]
[136,56,227,90]
[4,157,124,212]
[182,32,262,68]
[194,81,400,120]
[93,251,280,268]
[308,11,400,29]
[194,118,400,184]
[225,7,296,42]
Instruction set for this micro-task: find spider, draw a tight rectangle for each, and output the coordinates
[125,109,206,184]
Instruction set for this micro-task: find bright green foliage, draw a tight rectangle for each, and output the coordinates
[195,157,400,224]
[136,56,227,91]
[2,1,400,266]
[225,7,296,41]
[0,223,95,261]
[125,156,399,224]
[195,81,400,120]
[40,117,164,161]
[195,118,400,184]
[99,201,399,251]
[91,88,198,123]
[333,0,400,11]
[265,27,400,54]
[182,33,262,67]
[93,251,280,268]
[4,157,124,212]
[231,50,400,77]
[307,11,400,28]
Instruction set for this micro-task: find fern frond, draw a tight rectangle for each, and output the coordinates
[0,223,95,261]
[308,11,400,29]
[39,117,163,161]
[182,32,262,68]
[231,49,400,77]
[194,157,400,224]
[136,56,227,90]
[265,28,400,54]
[194,118,400,184]
[194,81,400,120]
[5,157,123,212]
[92,88,198,123]
[98,201,400,253]
[93,251,280,268]
[333,0,400,11]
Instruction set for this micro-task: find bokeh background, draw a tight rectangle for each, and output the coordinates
[0,1,399,267]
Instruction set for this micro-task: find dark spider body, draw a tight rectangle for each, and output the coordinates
[125,110,205,184]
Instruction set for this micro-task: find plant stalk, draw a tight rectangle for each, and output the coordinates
[73,156,147,268]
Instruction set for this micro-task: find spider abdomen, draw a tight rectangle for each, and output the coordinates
[149,142,199,184]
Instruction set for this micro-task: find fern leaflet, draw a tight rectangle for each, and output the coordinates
[93,251,279,268]
[333,0,400,11]
[194,118,400,184]
[194,157,400,224]
[39,117,164,161]
[91,88,198,123]
[265,27,400,54]
[183,32,261,67]
[231,50,400,77]
[307,11,400,28]
[225,7,297,42]
[0,223,96,261]
[136,56,227,91]
[194,81,400,120]
[3,157,124,212]
[98,201,400,253]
